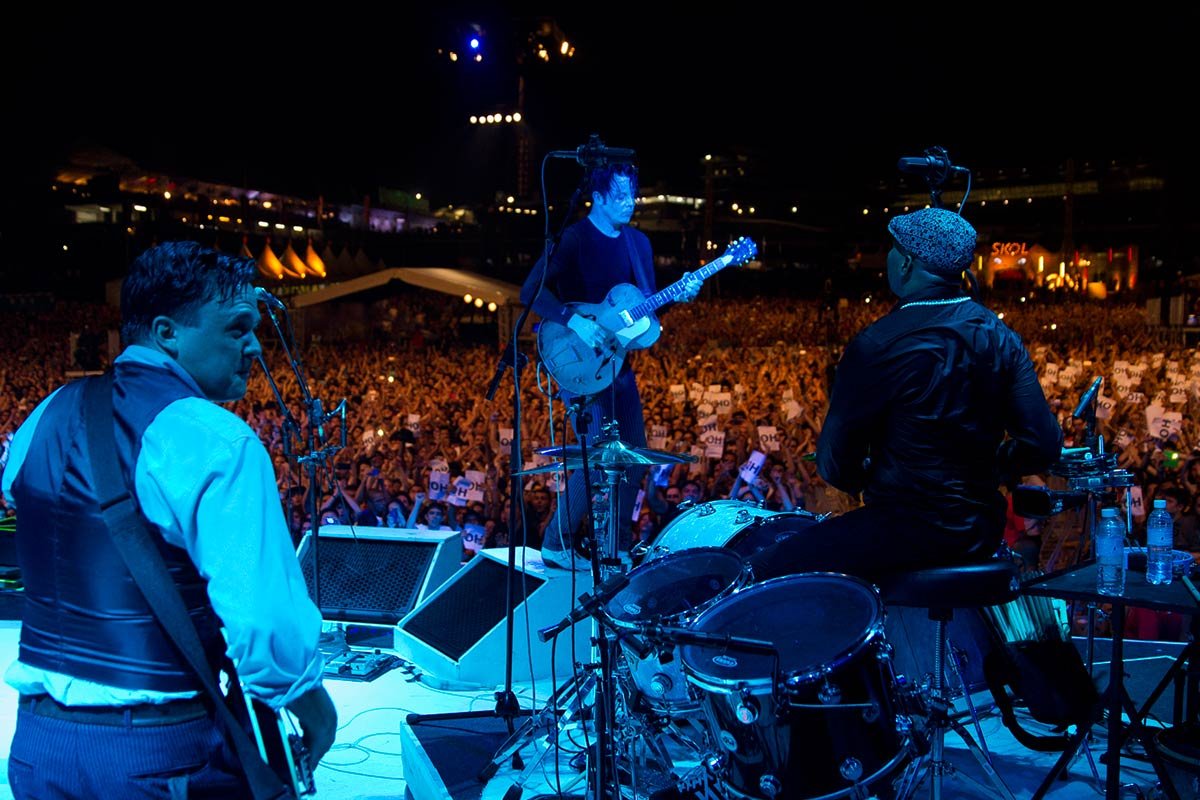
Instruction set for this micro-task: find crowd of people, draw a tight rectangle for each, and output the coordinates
[4,289,1198,567]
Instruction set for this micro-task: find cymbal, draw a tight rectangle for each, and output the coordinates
[512,462,568,476]
[536,438,698,469]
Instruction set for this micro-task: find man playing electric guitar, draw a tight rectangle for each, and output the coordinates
[520,161,701,570]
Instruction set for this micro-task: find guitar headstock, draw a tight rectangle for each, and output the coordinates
[723,236,758,266]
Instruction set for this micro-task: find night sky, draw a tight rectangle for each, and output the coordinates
[8,10,1192,212]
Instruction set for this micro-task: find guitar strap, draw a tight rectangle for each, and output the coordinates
[622,228,655,297]
[82,372,290,800]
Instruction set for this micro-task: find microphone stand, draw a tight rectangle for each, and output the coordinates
[257,296,347,651]
[409,156,591,756]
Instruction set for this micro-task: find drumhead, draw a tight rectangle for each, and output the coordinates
[646,500,776,558]
[727,510,822,559]
[605,547,746,623]
[681,573,883,691]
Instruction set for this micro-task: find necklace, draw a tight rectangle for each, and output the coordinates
[899,296,970,309]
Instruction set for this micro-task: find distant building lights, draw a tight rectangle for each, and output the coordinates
[262,201,273,209]
[470,37,480,50]
[512,112,521,122]
[293,225,303,232]
[488,302,498,312]
[470,115,478,124]
[560,41,570,55]
[258,221,269,228]
[449,51,458,62]
[163,191,171,200]
[506,195,515,203]
[133,204,148,212]
[474,54,482,63]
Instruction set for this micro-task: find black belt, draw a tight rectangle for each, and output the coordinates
[20,693,210,727]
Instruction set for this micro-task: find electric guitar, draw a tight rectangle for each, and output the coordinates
[244,694,317,798]
[537,236,758,394]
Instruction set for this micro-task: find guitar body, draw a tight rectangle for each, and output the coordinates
[534,236,757,395]
[537,283,662,395]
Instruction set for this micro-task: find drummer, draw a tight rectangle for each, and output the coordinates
[748,208,1061,584]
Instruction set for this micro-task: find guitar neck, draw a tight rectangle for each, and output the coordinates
[629,252,735,320]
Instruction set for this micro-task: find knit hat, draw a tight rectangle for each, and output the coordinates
[888,208,977,275]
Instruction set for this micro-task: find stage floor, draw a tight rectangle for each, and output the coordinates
[0,619,1184,799]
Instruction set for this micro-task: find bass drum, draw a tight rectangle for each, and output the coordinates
[642,500,823,562]
[681,573,912,799]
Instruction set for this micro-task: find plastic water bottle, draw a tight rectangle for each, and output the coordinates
[1146,498,1174,585]
[1096,508,1125,596]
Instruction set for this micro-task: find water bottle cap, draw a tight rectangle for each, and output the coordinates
[1153,499,1167,509]
[1100,507,1117,517]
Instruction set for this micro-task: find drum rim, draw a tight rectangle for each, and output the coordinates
[606,546,749,623]
[680,572,885,689]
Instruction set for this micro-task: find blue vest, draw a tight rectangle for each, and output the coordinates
[11,360,225,692]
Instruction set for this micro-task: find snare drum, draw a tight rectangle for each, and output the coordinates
[643,500,822,562]
[605,547,750,716]
[681,574,911,799]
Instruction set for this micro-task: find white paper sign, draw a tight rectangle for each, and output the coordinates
[1044,363,1060,379]
[1129,486,1145,518]
[697,402,714,417]
[461,522,486,553]
[699,415,719,435]
[739,450,766,483]
[734,383,746,397]
[704,431,726,459]
[465,470,486,502]
[1096,394,1115,421]
[670,384,686,404]
[652,463,672,487]
[785,400,803,421]
[498,427,514,449]
[649,424,669,451]
[782,389,795,401]
[689,446,706,476]
[406,413,421,434]
[757,425,782,452]
[449,476,471,507]
[708,384,723,394]
[428,460,450,500]
[714,392,733,415]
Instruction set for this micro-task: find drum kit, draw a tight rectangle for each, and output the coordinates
[498,424,936,800]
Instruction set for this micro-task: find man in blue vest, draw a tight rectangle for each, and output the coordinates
[521,162,698,570]
[2,242,336,798]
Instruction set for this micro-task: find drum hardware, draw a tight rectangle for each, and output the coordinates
[680,574,915,800]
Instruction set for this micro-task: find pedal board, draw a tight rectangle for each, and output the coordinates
[323,649,403,682]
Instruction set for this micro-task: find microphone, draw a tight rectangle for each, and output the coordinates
[897,154,968,177]
[548,136,636,167]
[536,572,628,643]
[1073,376,1103,420]
[255,287,287,310]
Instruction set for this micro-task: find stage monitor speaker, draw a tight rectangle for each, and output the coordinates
[394,547,593,688]
[297,526,461,626]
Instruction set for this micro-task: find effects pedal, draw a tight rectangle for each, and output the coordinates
[323,648,403,682]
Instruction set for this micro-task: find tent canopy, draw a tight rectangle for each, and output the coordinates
[289,268,521,309]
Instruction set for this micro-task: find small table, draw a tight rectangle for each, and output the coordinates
[1022,562,1200,799]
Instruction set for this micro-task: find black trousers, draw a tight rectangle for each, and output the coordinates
[542,367,646,554]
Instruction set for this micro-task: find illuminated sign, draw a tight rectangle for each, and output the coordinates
[991,242,1030,257]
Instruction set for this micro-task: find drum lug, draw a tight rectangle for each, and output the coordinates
[734,508,752,524]
[895,713,913,735]
[875,642,894,663]
[697,502,716,517]
[839,757,864,782]
[818,680,842,705]
[735,687,759,724]
[758,774,783,798]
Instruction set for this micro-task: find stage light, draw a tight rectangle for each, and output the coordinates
[474,298,483,308]
[464,294,473,303]
[470,37,480,50]
[488,302,497,312]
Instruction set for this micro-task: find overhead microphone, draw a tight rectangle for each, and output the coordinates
[897,153,969,177]
[255,286,287,310]
[548,134,636,167]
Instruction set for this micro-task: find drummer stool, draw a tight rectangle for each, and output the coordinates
[879,560,1019,800]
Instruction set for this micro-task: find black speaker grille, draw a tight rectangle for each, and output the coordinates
[401,557,546,661]
[299,536,438,624]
